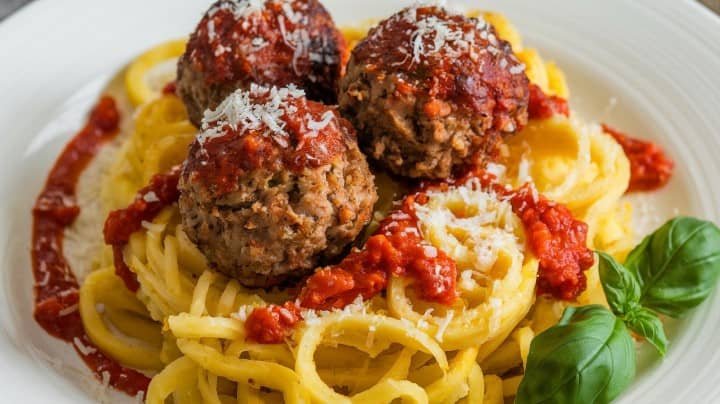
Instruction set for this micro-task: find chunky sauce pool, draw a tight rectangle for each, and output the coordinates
[527,84,569,120]
[602,124,674,192]
[32,96,151,396]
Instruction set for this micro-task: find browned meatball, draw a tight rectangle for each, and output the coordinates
[179,85,377,288]
[178,0,347,126]
[339,6,529,179]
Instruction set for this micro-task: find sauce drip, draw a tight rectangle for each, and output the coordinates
[31,96,151,396]
[103,166,181,291]
[161,81,177,95]
[527,84,569,120]
[602,124,674,192]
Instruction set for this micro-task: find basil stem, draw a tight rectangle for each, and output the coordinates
[623,307,668,356]
[597,252,667,355]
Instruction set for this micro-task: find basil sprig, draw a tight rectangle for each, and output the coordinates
[597,217,720,355]
[516,306,635,404]
[597,252,668,355]
[517,217,720,404]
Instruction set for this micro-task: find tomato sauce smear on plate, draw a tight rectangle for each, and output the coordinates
[31,96,151,397]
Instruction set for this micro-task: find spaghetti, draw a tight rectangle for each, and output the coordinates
[41,10,641,404]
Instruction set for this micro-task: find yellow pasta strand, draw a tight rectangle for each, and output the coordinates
[147,356,199,404]
[295,313,448,403]
[125,39,187,106]
[466,364,485,404]
[482,375,504,404]
[177,339,309,404]
[79,267,163,370]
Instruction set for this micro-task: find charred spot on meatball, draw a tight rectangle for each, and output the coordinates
[178,0,347,126]
[339,6,529,179]
[179,85,377,288]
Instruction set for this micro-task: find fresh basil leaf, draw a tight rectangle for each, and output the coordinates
[597,251,668,356]
[625,217,720,317]
[624,307,668,356]
[516,305,636,404]
[597,251,641,316]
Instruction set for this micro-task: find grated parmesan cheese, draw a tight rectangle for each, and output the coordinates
[73,337,97,356]
[141,220,166,233]
[231,305,254,322]
[459,270,474,290]
[414,179,522,275]
[485,162,507,180]
[434,310,454,342]
[416,308,434,330]
[517,153,532,184]
[251,36,268,49]
[410,14,467,64]
[423,245,438,258]
[199,84,305,145]
[365,324,377,348]
[59,304,79,317]
[307,111,335,132]
[209,0,267,20]
[509,63,526,75]
[142,191,159,203]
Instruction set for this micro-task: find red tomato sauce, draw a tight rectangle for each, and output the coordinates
[245,168,595,343]
[527,84,569,120]
[602,124,674,192]
[245,190,458,344]
[161,81,177,95]
[31,96,151,397]
[186,0,343,104]
[353,6,529,128]
[245,302,302,344]
[183,92,350,197]
[103,166,181,291]
[508,184,593,299]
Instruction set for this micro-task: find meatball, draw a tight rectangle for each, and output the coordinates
[339,6,529,179]
[178,0,347,126]
[179,85,377,287]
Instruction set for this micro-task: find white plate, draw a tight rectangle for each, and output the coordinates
[1,0,719,403]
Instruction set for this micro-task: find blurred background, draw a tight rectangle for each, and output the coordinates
[1,0,719,20]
